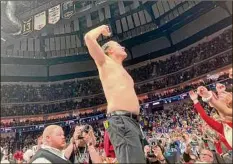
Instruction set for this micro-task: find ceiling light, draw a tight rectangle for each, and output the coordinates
[1,37,6,41]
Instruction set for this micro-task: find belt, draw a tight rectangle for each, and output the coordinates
[107,111,139,120]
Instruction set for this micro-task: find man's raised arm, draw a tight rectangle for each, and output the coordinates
[84,25,111,66]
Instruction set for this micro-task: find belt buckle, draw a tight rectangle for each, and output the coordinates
[130,112,133,118]
[115,111,125,115]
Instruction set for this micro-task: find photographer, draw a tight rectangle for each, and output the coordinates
[82,126,118,163]
[144,140,167,164]
[66,125,102,164]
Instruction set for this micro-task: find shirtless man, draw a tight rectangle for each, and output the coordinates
[84,25,146,163]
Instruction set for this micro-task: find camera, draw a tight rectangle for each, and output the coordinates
[148,138,157,146]
[82,125,91,133]
[77,125,92,139]
[147,145,157,158]
[147,151,156,158]
[147,138,157,158]
[151,141,157,146]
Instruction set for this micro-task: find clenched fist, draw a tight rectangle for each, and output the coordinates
[189,90,198,101]
[197,86,211,98]
[215,83,226,93]
[100,25,111,37]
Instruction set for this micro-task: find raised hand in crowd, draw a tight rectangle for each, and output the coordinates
[197,86,232,117]
[189,90,199,104]
[152,146,166,163]
[216,83,227,93]
[64,126,84,159]
[196,86,212,100]
[82,127,96,147]
[82,126,103,163]
[216,83,232,108]
[144,145,150,158]
[73,126,85,147]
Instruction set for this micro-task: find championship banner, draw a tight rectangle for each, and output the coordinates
[61,0,75,19]
[34,11,46,30]
[22,17,33,35]
[48,4,61,24]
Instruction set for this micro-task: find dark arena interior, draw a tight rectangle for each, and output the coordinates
[0,0,232,163]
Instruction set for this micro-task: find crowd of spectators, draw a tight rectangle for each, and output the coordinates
[1,120,104,158]
[0,110,106,128]
[1,29,232,104]
[1,78,102,103]
[135,51,232,93]
[143,72,230,103]
[1,98,231,163]
[3,78,233,162]
[130,29,232,82]
[139,100,212,134]
[0,70,231,128]
[1,96,106,117]
[1,100,207,151]
[1,50,231,117]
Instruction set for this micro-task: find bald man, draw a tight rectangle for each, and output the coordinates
[30,125,71,164]
[84,25,146,163]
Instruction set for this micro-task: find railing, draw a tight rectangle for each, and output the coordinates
[1,48,232,105]
[1,113,106,133]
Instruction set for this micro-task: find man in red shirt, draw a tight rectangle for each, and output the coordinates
[189,90,232,148]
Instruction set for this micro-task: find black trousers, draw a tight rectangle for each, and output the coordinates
[106,115,146,163]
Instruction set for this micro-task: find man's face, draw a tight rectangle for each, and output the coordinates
[49,127,66,150]
[200,149,214,163]
[106,41,127,59]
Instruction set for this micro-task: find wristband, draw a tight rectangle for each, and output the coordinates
[193,99,199,104]
[202,91,213,103]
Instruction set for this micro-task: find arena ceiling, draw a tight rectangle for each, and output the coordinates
[0,1,232,82]
[1,1,231,59]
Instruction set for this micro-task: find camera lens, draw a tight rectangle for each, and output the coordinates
[147,152,156,158]
[83,125,91,133]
